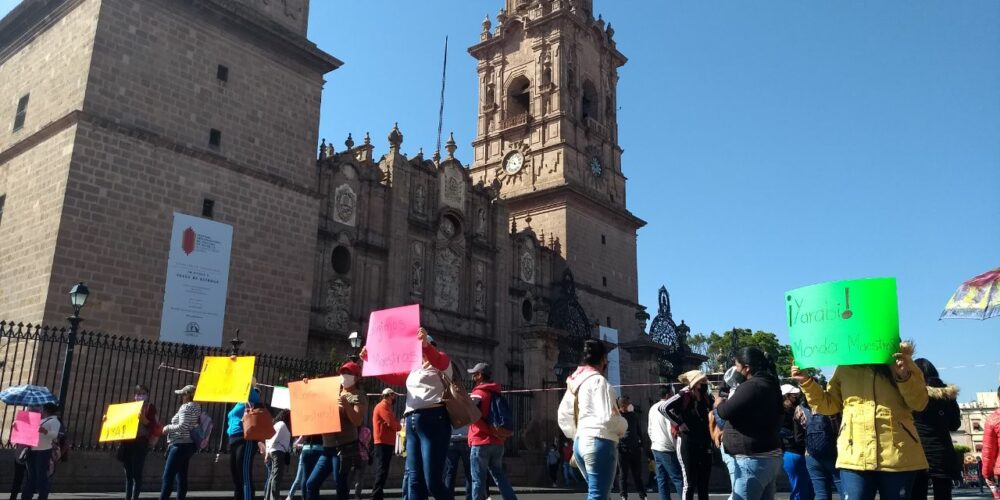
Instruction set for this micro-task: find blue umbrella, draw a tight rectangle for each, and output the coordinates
[0,384,58,406]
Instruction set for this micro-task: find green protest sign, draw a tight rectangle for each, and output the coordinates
[786,277,899,368]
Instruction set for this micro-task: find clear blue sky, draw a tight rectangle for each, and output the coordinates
[2,1,997,396]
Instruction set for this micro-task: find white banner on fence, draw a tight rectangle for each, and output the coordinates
[158,212,233,347]
[598,326,621,389]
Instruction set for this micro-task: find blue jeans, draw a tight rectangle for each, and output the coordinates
[732,454,784,500]
[470,445,516,500]
[839,470,916,500]
[562,462,580,487]
[405,407,454,500]
[720,446,737,500]
[653,450,685,500]
[784,452,814,500]
[444,441,473,500]
[20,449,52,500]
[158,443,196,500]
[805,455,841,500]
[288,447,322,499]
[305,447,339,500]
[573,436,618,500]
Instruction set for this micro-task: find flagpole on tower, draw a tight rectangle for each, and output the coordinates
[434,36,449,162]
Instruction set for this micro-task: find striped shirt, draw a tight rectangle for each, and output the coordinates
[164,401,202,445]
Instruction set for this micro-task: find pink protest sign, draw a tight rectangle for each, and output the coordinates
[11,411,41,447]
[362,304,422,377]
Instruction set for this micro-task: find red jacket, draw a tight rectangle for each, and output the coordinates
[372,400,401,446]
[983,408,1000,478]
[469,382,503,447]
[373,344,450,386]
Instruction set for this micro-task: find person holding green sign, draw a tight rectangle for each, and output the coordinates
[791,341,928,500]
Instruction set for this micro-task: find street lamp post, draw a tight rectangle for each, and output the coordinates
[59,282,89,409]
[348,331,362,355]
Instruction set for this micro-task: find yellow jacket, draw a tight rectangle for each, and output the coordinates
[801,365,929,472]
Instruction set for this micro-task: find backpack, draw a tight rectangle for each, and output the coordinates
[190,412,214,451]
[802,407,837,460]
[486,391,515,440]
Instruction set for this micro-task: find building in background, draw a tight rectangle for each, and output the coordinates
[953,391,1000,459]
[0,0,340,355]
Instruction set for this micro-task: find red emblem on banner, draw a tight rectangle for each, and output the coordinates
[181,227,196,255]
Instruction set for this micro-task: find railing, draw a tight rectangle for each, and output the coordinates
[0,321,332,453]
[500,112,529,130]
[0,321,532,456]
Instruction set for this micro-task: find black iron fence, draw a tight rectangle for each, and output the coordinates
[0,321,533,457]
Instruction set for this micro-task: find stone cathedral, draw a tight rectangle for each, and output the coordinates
[309,0,698,411]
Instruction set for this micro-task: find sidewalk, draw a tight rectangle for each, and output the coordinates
[49,486,578,499]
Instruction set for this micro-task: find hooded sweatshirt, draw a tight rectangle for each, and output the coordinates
[557,366,627,445]
[469,381,503,446]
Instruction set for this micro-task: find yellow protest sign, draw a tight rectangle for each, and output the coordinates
[99,401,144,442]
[193,356,256,403]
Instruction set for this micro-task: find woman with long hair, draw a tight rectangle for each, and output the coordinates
[557,339,627,500]
[792,341,928,500]
[715,347,784,500]
[911,358,961,500]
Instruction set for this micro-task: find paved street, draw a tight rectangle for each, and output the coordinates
[47,488,996,500]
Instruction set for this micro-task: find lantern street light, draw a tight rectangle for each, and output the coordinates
[59,282,90,408]
[348,331,362,354]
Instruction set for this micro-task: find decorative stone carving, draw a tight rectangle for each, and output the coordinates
[445,177,461,202]
[332,184,357,226]
[439,217,457,239]
[435,248,461,311]
[410,242,425,295]
[439,167,466,211]
[474,261,486,313]
[476,208,487,236]
[324,278,351,331]
[520,249,535,284]
[414,184,427,214]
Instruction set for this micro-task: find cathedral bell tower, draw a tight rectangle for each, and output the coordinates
[469,1,646,347]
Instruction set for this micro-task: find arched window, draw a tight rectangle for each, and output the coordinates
[331,246,351,274]
[582,80,598,122]
[507,76,531,118]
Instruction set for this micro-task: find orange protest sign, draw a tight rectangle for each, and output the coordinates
[193,356,255,403]
[288,376,341,436]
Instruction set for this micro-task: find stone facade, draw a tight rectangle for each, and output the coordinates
[0,0,341,355]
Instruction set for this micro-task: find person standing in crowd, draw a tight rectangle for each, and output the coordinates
[19,403,60,500]
[715,347,784,500]
[546,444,560,487]
[306,361,367,500]
[444,425,472,500]
[561,440,579,488]
[983,392,1000,500]
[468,362,518,500]
[617,395,647,500]
[709,389,732,500]
[662,370,713,500]
[119,385,158,500]
[363,328,453,500]
[911,359,961,500]
[780,385,814,500]
[286,434,322,500]
[799,383,841,500]
[228,386,263,500]
[649,387,684,500]
[372,389,401,500]
[263,410,291,500]
[159,385,201,500]
[792,341,929,500]
[557,339,627,500]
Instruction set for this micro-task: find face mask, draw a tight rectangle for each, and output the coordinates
[341,374,356,388]
[135,395,146,402]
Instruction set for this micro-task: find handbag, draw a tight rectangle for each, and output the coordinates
[242,405,276,442]
[439,371,481,428]
[15,445,29,465]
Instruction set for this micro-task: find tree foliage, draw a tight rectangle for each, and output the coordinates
[688,328,794,377]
